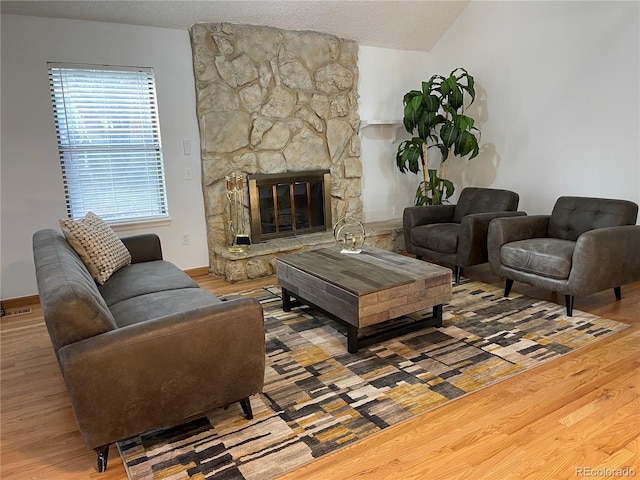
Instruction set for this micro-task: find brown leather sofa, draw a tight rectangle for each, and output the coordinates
[32,229,265,472]
[488,196,640,315]
[403,187,525,283]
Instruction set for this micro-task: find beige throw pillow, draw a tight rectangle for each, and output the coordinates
[59,212,132,285]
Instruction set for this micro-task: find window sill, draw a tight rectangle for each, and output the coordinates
[110,216,172,232]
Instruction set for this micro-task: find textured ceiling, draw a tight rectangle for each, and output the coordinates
[1,0,470,52]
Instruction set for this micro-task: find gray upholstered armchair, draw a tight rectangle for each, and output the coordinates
[403,187,525,283]
[488,196,640,316]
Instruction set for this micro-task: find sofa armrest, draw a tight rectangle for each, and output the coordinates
[487,215,550,274]
[121,233,163,263]
[457,211,527,266]
[57,297,265,449]
[567,225,640,295]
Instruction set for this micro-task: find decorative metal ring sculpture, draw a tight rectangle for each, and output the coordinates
[333,217,366,253]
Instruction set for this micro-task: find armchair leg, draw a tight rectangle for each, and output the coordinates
[239,397,254,420]
[95,445,109,472]
[504,279,514,297]
[454,266,462,285]
[565,295,574,317]
[614,286,622,301]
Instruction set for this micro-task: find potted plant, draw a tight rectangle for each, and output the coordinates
[396,68,480,205]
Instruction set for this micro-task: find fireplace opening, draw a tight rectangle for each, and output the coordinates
[248,170,332,243]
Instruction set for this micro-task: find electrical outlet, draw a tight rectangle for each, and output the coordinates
[185,167,193,180]
[182,233,190,245]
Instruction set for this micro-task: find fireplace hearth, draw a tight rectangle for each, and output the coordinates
[248,171,332,243]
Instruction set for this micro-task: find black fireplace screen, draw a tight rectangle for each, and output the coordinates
[248,171,332,243]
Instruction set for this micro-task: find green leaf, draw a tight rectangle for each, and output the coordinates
[406,145,422,174]
[436,143,450,161]
[464,75,476,104]
[455,114,475,131]
[457,68,476,103]
[442,178,455,200]
[415,183,428,206]
[440,123,459,149]
[395,141,410,173]
[423,94,440,112]
[417,111,444,139]
[403,103,416,132]
[452,67,468,79]
[454,130,480,159]
[439,79,451,97]
[417,111,430,139]
[424,75,444,94]
[421,80,433,96]
[403,100,419,132]
[396,141,422,175]
[403,90,421,106]
[446,79,464,110]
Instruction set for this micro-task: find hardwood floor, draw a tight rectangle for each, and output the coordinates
[1,265,638,479]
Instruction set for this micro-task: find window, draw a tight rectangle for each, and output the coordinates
[48,63,169,223]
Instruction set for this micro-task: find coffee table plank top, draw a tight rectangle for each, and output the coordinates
[276,246,450,295]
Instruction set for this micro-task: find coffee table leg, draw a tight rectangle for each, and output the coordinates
[347,325,359,353]
[282,288,292,312]
[433,304,443,328]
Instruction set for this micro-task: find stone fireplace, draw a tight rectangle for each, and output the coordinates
[189,22,365,281]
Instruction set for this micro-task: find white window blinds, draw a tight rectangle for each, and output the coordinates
[48,63,169,222]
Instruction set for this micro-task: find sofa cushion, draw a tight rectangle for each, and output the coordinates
[59,212,131,285]
[410,223,460,254]
[501,238,575,279]
[98,260,199,307]
[109,288,223,327]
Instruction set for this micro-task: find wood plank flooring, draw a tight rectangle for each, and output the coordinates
[1,264,638,479]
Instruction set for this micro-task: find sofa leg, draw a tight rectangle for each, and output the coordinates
[454,266,462,285]
[565,295,574,317]
[95,445,109,472]
[415,255,423,261]
[239,397,253,420]
[504,279,514,297]
[614,286,622,301]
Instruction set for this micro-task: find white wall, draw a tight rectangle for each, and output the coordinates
[1,15,208,300]
[426,0,640,216]
[358,46,433,221]
[358,1,640,221]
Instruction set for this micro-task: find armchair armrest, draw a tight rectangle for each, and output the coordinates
[457,211,527,266]
[403,205,456,229]
[403,205,456,254]
[57,298,265,449]
[567,225,640,295]
[487,215,550,273]
[121,233,163,263]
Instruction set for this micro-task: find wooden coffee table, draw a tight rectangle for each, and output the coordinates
[276,246,452,353]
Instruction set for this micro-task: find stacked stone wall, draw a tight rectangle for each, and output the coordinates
[190,23,363,279]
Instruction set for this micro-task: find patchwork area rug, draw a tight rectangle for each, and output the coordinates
[117,280,628,480]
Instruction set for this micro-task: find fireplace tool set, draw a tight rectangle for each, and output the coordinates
[225,173,251,252]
